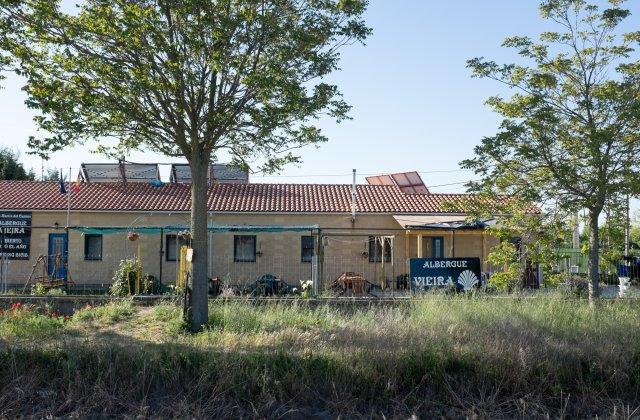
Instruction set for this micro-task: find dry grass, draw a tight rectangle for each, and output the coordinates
[1,295,640,418]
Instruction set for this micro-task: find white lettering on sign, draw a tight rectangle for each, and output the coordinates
[422,260,468,269]
[412,276,454,287]
[0,227,25,234]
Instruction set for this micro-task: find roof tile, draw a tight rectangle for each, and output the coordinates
[0,181,495,213]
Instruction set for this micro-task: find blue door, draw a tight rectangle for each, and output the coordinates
[432,237,444,258]
[48,233,68,280]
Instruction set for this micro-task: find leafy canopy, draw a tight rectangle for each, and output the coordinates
[0,0,370,171]
[462,0,640,293]
[464,0,640,216]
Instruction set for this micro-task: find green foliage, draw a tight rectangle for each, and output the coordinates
[42,168,60,182]
[205,301,332,335]
[0,0,370,170]
[72,301,135,324]
[151,303,186,335]
[0,0,370,327]
[46,288,66,296]
[30,282,47,296]
[0,303,65,339]
[463,0,640,299]
[300,280,313,299]
[3,297,640,416]
[0,147,35,181]
[110,258,142,297]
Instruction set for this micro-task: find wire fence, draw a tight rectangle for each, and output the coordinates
[3,226,637,295]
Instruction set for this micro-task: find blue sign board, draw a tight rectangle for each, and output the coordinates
[410,257,482,291]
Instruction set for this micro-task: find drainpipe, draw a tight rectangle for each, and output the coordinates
[159,227,164,288]
[351,169,357,225]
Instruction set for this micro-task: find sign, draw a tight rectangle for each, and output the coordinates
[0,212,32,260]
[410,257,482,291]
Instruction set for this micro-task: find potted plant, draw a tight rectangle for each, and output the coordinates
[127,231,139,241]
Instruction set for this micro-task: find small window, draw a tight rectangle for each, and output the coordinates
[234,235,256,262]
[301,236,314,263]
[165,234,188,262]
[166,235,177,261]
[369,237,392,263]
[84,234,102,261]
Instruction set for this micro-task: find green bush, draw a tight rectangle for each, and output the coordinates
[110,259,143,296]
[30,282,47,296]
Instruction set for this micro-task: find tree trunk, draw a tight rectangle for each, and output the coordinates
[587,209,601,306]
[188,155,209,331]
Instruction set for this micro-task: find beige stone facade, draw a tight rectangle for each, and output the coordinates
[5,210,498,290]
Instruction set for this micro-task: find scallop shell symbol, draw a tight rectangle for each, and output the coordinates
[457,270,479,291]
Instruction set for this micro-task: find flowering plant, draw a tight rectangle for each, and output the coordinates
[300,280,313,299]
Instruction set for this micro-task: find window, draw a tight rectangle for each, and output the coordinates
[234,235,256,262]
[165,235,188,262]
[432,237,444,258]
[369,237,392,263]
[166,235,177,261]
[84,234,102,261]
[301,236,314,263]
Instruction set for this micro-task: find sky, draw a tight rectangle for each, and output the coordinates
[0,1,638,202]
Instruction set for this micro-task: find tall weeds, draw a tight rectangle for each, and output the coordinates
[1,295,639,417]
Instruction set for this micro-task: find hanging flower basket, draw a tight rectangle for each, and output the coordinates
[127,231,140,241]
[179,230,191,241]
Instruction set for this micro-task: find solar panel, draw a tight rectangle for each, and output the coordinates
[81,163,124,182]
[170,164,193,183]
[170,163,248,184]
[81,162,159,183]
[123,163,160,182]
[211,164,249,183]
[365,171,429,194]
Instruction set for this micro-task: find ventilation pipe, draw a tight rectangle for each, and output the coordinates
[351,169,357,224]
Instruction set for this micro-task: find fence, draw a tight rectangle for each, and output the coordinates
[7,226,635,295]
[553,248,630,285]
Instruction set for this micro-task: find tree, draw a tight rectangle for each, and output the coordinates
[0,147,35,180]
[42,167,60,181]
[463,0,640,304]
[0,0,370,330]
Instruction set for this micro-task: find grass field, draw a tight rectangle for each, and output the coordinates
[1,296,640,418]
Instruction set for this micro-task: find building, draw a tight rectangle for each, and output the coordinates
[0,164,514,292]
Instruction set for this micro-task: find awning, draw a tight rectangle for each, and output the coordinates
[72,224,319,235]
[393,215,493,230]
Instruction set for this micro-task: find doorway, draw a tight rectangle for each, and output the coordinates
[48,233,68,280]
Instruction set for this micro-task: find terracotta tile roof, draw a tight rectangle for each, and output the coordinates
[0,181,498,214]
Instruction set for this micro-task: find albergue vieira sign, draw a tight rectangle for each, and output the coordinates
[410,258,482,291]
[0,212,32,260]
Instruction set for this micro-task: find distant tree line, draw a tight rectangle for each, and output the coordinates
[0,147,60,181]
[0,147,34,180]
